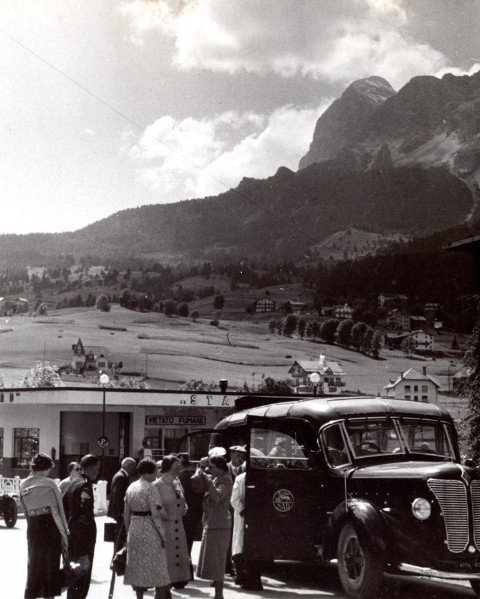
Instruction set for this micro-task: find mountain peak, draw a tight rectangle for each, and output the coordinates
[298,76,396,170]
[345,76,396,101]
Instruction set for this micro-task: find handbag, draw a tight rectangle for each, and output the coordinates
[60,551,90,592]
[110,546,127,576]
[104,521,117,543]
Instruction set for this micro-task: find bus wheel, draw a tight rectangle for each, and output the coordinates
[337,521,384,599]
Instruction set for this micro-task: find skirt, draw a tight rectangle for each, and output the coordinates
[196,528,230,582]
[25,514,62,599]
[124,516,170,588]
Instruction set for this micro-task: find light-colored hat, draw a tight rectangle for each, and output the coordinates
[229,445,246,454]
[208,447,227,458]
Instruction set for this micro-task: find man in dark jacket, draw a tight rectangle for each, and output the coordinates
[63,454,100,599]
[107,457,136,550]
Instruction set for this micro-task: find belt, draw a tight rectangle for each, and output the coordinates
[131,511,151,516]
[28,506,52,517]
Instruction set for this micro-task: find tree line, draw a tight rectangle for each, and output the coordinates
[269,316,383,359]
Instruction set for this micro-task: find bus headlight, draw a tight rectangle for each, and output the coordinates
[412,497,431,520]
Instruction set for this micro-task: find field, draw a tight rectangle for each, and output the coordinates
[0,305,469,420]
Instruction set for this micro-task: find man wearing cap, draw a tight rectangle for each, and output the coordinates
[227,446,246,481]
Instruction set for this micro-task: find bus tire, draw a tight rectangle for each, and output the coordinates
[337,521,384,599]
[470,580,480,596]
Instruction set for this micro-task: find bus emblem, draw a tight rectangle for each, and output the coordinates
[273,489,294,513]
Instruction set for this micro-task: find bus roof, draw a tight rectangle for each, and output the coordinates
[215,396,453,431]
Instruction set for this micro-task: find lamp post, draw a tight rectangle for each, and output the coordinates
[309,372,321,396]
[99,373,110,480]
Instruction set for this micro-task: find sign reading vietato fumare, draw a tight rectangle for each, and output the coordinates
[145,415,207,426]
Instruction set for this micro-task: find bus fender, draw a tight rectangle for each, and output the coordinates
[324,500,388,561]
[348,500,388,558]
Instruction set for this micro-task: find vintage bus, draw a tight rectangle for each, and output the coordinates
[186,395,480,599]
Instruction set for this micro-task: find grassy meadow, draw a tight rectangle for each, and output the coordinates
[0,305,469,421]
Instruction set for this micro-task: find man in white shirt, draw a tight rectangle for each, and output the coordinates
[58,461,82,495]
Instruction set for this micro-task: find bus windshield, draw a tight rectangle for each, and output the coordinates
[327,417,457,461]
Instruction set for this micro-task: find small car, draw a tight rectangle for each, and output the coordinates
[202,395,480,599]
[0,490,18,528]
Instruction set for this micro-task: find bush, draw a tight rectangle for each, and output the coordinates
[95,294,111,312]
[177,302,189,317]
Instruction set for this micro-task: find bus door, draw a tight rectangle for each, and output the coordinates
[244,416,324,561]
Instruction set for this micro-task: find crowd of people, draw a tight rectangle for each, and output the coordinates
[19,445,262,599]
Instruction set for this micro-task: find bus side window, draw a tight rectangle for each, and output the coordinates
[249,427,312,469]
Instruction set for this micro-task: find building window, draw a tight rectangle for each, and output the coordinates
[14,428,39,468]
[421,385,428,393]
[405,385,411,392]
[422,395,428,402]
[414,385,418,392]
[405,395,411,401]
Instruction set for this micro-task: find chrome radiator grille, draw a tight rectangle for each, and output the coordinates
[427,479,469,553]
[471,480,480,551]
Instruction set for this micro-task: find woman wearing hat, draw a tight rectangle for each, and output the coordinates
[20,453,70,599]
[195,455,233,599]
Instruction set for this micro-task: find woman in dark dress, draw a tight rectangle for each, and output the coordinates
[19,453,69,599]
[195,455,233,599]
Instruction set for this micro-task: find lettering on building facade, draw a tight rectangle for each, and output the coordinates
[145,415,207,426]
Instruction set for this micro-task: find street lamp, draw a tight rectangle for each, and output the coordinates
[99,373,110,480]
[309,372,321,396]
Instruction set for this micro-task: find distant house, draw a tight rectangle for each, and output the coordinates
[384,330,435,352]
[71,338,112,373]
[288,355,346,395]
[386,308,410,331]
[378,292,408,308]
[334,303,353,320]
[253,296,276,313]
[410,316,428,332]
[288,300,307,314]
[383,367,440,402]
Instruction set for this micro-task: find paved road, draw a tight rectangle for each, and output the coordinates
[1,516,478,598]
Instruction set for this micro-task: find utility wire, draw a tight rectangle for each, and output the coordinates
[0,27,320,244]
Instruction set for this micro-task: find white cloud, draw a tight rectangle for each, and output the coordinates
[128,99,332,201]
[435,62,480,79]
[120,0,448,88]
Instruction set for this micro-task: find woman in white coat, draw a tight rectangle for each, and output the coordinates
[230,454,263,591]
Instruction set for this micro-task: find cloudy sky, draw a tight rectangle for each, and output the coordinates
[0,0,478,234]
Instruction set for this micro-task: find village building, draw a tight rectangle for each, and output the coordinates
[383,367,440,402]
[288,355,346,395]
[253,296,276,313]
[0,387,235,480]
[288,300,307,314]
[410,315,428,331]
[386,308,411,330]
[384,330,435,352]
[333,303,353,320]
[71,338,112,373]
